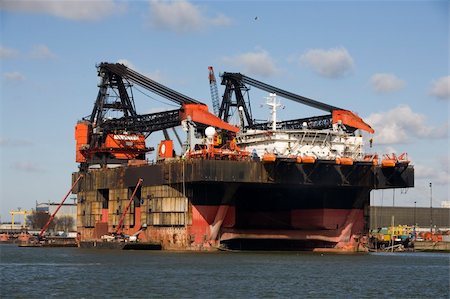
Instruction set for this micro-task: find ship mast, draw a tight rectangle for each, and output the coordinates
[266,93,281,131]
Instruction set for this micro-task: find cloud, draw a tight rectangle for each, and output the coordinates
[3,71,25,81]
[429,76,450,100]
[30,44,56,59]
[0,46,18,59]
[145,70,165,83]
[365,105,448,144]
[299,47,354,78]
[117,59,135,69]
[222,49,278,77]
[0,0,126,21]
[12,161,44,173]
[370,73,405,93]
[149,0,232,33]
[117,58,165,83]
[414,163,450,186]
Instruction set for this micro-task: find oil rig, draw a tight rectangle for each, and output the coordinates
[72,63,413,251]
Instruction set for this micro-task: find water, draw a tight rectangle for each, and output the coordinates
[1,244,449,298]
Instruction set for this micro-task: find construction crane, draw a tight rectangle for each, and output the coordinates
[219,72,374,134]
[75,63,239,169]
[208,66,221,116]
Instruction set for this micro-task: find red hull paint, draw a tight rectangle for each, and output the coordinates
[224,208,366,251]
[101,208,108,223]
[190,205,235,244]
[79,206,365,251]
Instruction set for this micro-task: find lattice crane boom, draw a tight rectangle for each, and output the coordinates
[208,66,221,116]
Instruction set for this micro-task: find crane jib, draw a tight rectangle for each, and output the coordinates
[221,72,341,112]
[98,63,203,106]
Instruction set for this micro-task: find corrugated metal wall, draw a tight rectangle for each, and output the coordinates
[142,185,189,227]
[370,206,450,229]
[77,190,98,228]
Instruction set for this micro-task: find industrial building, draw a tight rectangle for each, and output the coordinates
[370,206,450,230]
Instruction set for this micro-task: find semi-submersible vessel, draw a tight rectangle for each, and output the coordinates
[72,63,414,251]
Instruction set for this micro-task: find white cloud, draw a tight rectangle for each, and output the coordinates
[3,71,25,81]
[300,47,354,78]
[209,13,232,26]
[365,105,448,144]
[117,59,135,69]
[429,76,450,100]
[145,70,165,83]
[414,163,450,186]
[30,44,56,59]
[149,0,232,33]
[117,58,166,83]
[222,49,278,77]
[370,73,405,93]
[0,0,126,21]
[0,46,18,59]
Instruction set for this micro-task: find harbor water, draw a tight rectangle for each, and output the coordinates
[1,244,448,298]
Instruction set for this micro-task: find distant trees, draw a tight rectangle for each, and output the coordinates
[26,212,75,232]
[27,212,54,230]
[54,215,75,232]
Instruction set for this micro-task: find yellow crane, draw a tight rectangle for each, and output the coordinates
[9,210,33,228]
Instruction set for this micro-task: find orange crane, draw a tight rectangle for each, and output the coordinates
[75,63,239,169]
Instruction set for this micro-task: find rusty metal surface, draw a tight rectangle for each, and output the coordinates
[74,160,414,250]
[121,160,413,189]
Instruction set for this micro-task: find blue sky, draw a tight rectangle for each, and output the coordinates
[0,0,448,223]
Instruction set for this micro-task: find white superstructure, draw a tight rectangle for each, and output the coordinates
[236,93,365,161]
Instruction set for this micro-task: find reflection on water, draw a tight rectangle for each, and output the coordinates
[1,244,449,298]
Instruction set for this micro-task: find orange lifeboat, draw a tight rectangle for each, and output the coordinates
[262,153,276,162]
[364,154,379,166]
[0,233,9,242]
[335,158,341,165]
[296,156,302,163]
[340,157,354,166]
[17,232,31,242]
[382,159,396,167]
[302,156,316,164]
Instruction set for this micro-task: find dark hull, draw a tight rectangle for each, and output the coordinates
[73,160,414,252]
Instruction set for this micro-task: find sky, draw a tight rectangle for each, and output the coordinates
[0,0,448,223]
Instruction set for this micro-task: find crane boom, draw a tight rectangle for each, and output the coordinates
[98,63,202,106]
[222,72,340,112]
[220,72,374,134]
[39,175,83,238]
[208,66,221,115]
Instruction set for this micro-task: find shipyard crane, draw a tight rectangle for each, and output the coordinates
[38,175,83,239]
[75,63,239,168]
[219,72,374,134]
[9,209,33,228]
[208,66,221,116]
